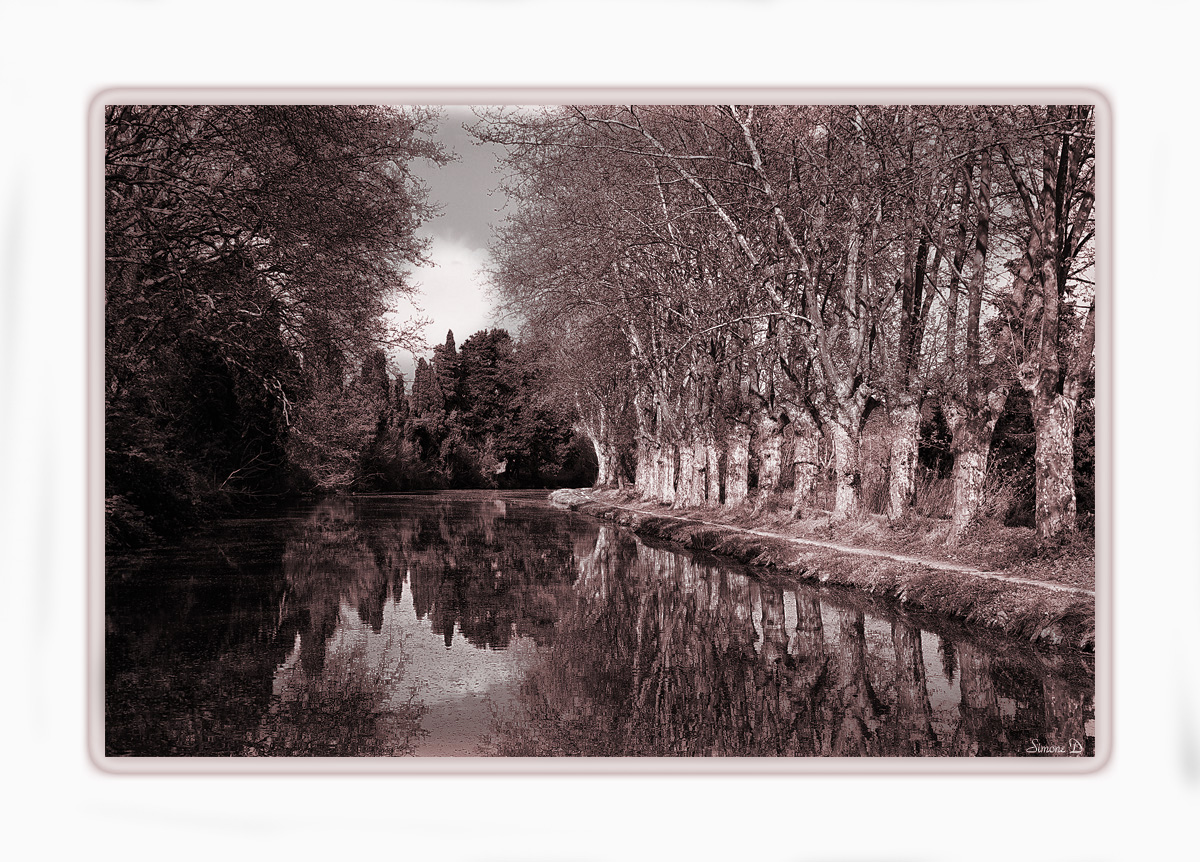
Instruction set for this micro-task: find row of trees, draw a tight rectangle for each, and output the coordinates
[481,104,1096,542]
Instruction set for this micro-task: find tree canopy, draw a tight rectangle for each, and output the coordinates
[105,104,449,543]
[477,104,1097,542]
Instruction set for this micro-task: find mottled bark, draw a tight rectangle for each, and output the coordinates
[1030,395,1079,540]
[690,439,709,505]
[634,436,652,497]
[944,399,1004,542]
[674,441,696,509]
[646,439,666,501]
[752,411,783,513]
[830,419,861,520]
[656,439,677,505]
[790,411,820,517]
[725,422,751,507]
[705,437,722,504]
[577,400,618,488]
[886,400,921,522]
[949,435,987,534]
[589,434,610,487]
[634,397,655,498]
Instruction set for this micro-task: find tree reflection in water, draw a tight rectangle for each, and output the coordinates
[265,495,581,755]
[483,525,1095,758]
[254,499,426,755]
[401,496,579,651]
[107,495,1094,758]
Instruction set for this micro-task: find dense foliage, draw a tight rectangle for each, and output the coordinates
[104,105,589,548]
[354,330,596,493]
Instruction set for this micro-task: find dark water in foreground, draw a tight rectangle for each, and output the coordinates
[106,492,1095,758]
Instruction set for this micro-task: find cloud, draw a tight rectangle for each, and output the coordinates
[389,238,497,378]
[411,106,511,254]
[387,107,517,380]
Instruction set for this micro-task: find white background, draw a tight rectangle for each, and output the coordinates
[1,1,1196,859]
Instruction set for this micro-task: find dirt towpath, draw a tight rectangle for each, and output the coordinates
[552,490,1095,599]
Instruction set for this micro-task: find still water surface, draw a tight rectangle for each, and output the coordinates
[106,491,1095,757]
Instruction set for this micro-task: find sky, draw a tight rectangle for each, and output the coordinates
[390,106,514,381]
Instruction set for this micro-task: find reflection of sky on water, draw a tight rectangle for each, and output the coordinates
[396,568,539,756]
[272,570,539,756]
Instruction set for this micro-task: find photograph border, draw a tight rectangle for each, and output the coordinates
[88,86,1112,775]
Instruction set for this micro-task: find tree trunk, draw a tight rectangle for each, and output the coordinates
[634,433,653,497]
[830,420,861,520]
[752,411,783,514]
[998,108,1094,543]
[588,433,610,487]
[705,436,722,505]
[691,438,709,505]
[790,412,820,517]
[673,437,708,508]
[886,400,921,521]
[641,438,660,500]
[949,436,987,537]
[674,440,695,509]
[944,399,1004,543]
[1030,393,1079,541]
[725,422,751,507]
[657,438,677,505]
[943,147,1006,543]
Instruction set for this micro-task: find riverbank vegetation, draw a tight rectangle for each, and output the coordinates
[552,487,1094,649]
[480,105,1097,554]
[104,105,593,548]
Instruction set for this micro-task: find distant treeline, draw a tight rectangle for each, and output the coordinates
[104,105,590,549]
[348,328,596,495]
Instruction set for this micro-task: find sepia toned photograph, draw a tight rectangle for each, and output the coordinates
[96,96,1104,768]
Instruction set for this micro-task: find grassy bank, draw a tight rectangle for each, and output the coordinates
[550,488,1096,651]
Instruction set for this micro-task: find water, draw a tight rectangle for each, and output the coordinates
[105,491,1096,758]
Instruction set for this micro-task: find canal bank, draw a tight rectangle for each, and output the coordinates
[550,488,1096,651]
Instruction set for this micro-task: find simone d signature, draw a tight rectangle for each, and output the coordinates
[1026,738,1086,755]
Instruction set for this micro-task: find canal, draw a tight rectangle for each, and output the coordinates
[105,491,1095,758]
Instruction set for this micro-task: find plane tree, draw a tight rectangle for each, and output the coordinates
[478,103,1096,541]
[992,104,1096,540]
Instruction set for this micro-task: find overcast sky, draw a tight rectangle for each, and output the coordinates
[390,106,512,380]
